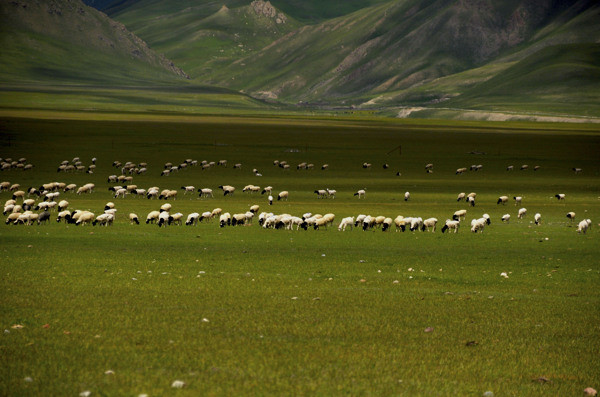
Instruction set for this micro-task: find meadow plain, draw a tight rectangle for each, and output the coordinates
[0,115,599,396]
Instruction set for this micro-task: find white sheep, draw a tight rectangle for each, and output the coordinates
[566,211,576,223]
[5,212,21,224]
[513,196,523,206]
[57,210,72,223]
[456,167,467,174]
[157,211,170,227]
[421,218,438,232]
[219,213,231,227]
[517,207,527,219]
[277,191,289,201]
[181,186,195,194]
[338,216,354,231]
[466,196,476,207]
[404,192,410,201]
[457,192,465,201]
[160,203,172,213]
[497,196,509,205]
[409,217,423,231]
[114,188,127,198]
[453,209,467,221]
[211,208,222,217]
[268,195,273,205]
[93,213,114,226]
[314,189,328,199]
[326,188,336,199]
[354,214,367,227]
[75,211,95,226]
[198,188,213,198]
[185,212,200,226]
[261,186,273,195]
[381,217,394,232]
[354,189,366,199]
[501,214,511,223]
[146,210,160,224]
[168,212,184,226]
[470,218,486,233]
[534,213,541,225]
[219,185,236,196]
[577,219,592,234]
[441,219,460,233]
[199,211,213,222]
[394,215,406,232]
[555,194,565,201]
[129,213,140,224]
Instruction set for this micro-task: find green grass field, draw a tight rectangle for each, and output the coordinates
[1,115,599,396]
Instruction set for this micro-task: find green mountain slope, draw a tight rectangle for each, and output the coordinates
[0,0,188,85]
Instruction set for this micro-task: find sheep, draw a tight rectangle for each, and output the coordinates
[277,191,289,201]
[404,192,410,201]
[219,185,236,196]
[354,214,367,227]
[534,213,541,225]
[482,213,491,225]
[470,218,487,233]
[362,162,372,169]
[313,213,335,230]
[381,217,394,232]
[233,163,242,169]
[14,211,34,225]
[185,212,200,226]
[199,211,213,222]
[181,186,195,194]
[211,208,222,218]
[453,209,467,221]
[321,164,329,170]
[249,205,260,214]
[5,212,21,224]
[441,219,460,233]
[362,215,376,231]
[146,210,160,224]
[354,189,366,199]
[75,211,95,226]
[0,181,10,191]
[520,164,529,171]
[261,186,273,195]
[35,201,57,211]
[497,196,509,205]
[501,214,511,223]
[114,188,128,198]
[12,190,25,200]
[409,217,423,232]
[513,196,523,206]
[56,210,72,223]
[466,196,476,207]
[534,165,540,171]
[455,167,467,174]
[517,207,527,220]
[243,185,261,194]
[394,216,406,232]
[326,188,336,199]
[425,163,433,171]
[198,188,213,198]
[160,203,172,213]
[219,213,231,227]
[314,189,328,199]
[555,194,565,201]
[93,213,114,226]
[104,208,117,217]
[157,211,170,227]
[268,195,273,205]
[76,183,95,194]
[572,167,582,174]
[168,212,184,226]
[566,211,576,223]
[218,160,227,167]
[159,190,177,200]
[421,218,438,232]
[577,219,592,234]
[10,183,21,191]
[338,216,354,231]
[457,192,466,201]
[129,213,140,225]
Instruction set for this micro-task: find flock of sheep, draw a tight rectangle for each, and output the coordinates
[0,156,594,235]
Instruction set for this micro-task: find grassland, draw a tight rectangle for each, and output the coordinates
[0,115,599,396]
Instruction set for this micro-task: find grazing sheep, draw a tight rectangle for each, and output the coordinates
[243,185,261,194]
[321,164,329,170]
[160,203,172,213]
[425,163,433,171]
[114,188,128,198]
[506,165,514,171]
[457,192,466,201]
[93,213,114,226]
[408,217,423,232]
[520,164,529,170]
[354,189,366,199]
[219,213,231,227]
[277,191,289,201]
[146,210,160,224]
[566,211,576,223]
[326,188,336,199]
[517,207,527,220]
[159,189,178,200]
[362,162,372,169]
[157,211,170,227]
[261,186,273,195]
[572,167,582,174]
[466,196,476,207]
[338,217,354,231]
[470,218,487,233]
[75,211,95,226]
[354,214,367,228]
[12,190,25,200]
[0,181,10,191]
[198,211,213,222]
[56,210,72,223]
[497,195,509,205]
[168,212,184,226]
[534,213,541,225]
[314,189,328,199]
[268,195,273,205]
[129,213,140,224]
[453,209,467,221]
[404,192,410,201]
[198,188,213,198]
[513,196,523,206]
[57,200,69,211]
[394,216,406,232]
[555,194,565,201]
[455,167,467,174]
[185,212,200,226]
[362,215,376,231]
[577,219,592,234]
[501,214,511,223]
[211,208,222,218]
[219,185,236,196]
[534,165,540,171]
[5,212,21,224]
[421,218,438,232]
[181,186,195,194]
[441,219,460,233]
[314,213,335,230]
[381,217,394,232]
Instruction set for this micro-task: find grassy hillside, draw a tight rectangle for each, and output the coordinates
[0,0,188,85]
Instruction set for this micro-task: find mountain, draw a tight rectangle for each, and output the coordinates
[0,0,188,85]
